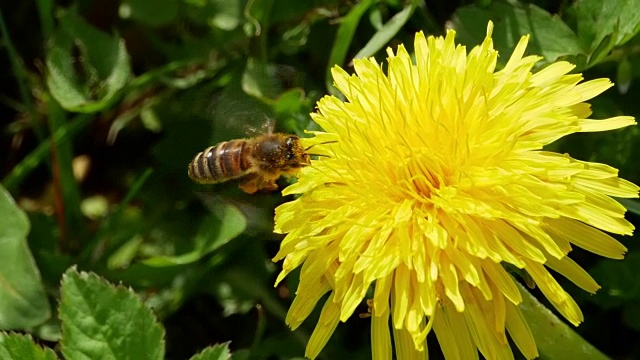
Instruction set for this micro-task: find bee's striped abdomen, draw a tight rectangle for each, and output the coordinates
[188,140,253,184]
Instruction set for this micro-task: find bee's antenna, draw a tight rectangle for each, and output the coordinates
[304,140,338,151]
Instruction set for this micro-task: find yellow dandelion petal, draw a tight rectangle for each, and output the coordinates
[433,308,462,360]
[371,307,392,360]
[442,305,479,360]
[505,300,539,359]
[543,252,600,293]
[305,294,341,359]
[273,19,638,359]
[393,324,428,360]
[579,116,636,132]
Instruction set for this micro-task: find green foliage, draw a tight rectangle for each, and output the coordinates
[59,268,165,360]
[1,0,640,358]
[0,185,49,329]
[0,333,58,360]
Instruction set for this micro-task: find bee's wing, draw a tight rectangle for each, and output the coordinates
[209,64,305,142]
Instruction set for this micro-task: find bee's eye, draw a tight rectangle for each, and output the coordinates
[284,137,297,160]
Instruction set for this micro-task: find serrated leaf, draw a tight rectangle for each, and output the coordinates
[0,185,50,330]
[0,333,58,360]
[46,10,131,113]
[189,343,232,360]
[59,268,165,360]
[451,2,584,66]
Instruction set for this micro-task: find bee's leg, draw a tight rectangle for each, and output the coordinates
[239,174,260,194]
[259,178,279,192]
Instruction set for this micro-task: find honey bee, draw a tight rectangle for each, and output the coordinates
[188,133,310,194]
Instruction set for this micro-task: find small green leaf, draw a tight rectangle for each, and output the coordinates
[59,268,165,360]
[353,0,419,59]
[142,203,246,266]
[46,10,131,113]
[0,185,50,330]
[0,333,58,360]
[451,3,584,66]
[189,343,232,360]
[208,0,242,31]
[325,0,375,95]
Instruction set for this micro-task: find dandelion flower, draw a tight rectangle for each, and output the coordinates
[272,22,639,359]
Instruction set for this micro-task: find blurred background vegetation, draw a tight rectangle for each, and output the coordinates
[1,0,640,359]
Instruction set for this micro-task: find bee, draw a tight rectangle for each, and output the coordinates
[188,133,311,194]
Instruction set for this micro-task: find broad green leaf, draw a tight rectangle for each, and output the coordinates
[0,185,50,330]
[189,343,232,360]
[59,268,165,360]
[451,2,584,66]
[119,0,178,26]
[518,282,608,360]
[325,0,375,95]
[142,202,246,266]
[353,0,419,59]
[46,10,131,113]
[0,333,58,360]
[570,0,640,66]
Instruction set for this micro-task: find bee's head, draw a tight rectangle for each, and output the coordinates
[255,134,309,170]
[283,135,310,168]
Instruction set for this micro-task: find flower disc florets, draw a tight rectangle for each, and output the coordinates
[273,22,638,359]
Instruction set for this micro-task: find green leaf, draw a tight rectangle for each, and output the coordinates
[518,282,608,360]
[451,2,584,66]
[46,10,131,113]
[570,0,640,66]
[325,0,375,95]
[2,114,91,192]
[142,202,246,266]
[119,0,178,27]
[59,268,165,360]
[209,0,242,31]
[619,198,640,216]
[353,0,419,59]
[0,333,58,360]
[189,343,232,360]
[0,185,50,330]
